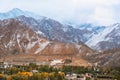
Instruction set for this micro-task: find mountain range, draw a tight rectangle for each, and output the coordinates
[0,8,120,67]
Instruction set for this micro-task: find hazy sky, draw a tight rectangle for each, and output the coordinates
[0,0,120,25]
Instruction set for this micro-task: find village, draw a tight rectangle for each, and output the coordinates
[0,57,118,80]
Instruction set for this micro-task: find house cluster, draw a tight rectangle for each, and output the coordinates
[65,73,92,80]
[0,61,12,68]
[65,73,115,80]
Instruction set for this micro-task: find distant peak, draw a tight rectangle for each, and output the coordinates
[10,8,23,13]
[12,8,21,10]
[110,23,120,28]
[0,8,46,20]
[114,23,120,26]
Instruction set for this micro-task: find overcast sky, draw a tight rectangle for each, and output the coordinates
[0,0,120,26]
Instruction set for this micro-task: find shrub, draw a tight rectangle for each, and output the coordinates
[0,74,6,80]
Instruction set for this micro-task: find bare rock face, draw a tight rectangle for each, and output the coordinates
[41,42,94,56]
[0,19,49,55]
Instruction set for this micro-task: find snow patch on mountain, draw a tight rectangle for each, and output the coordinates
[86,23,120,49]
[35,41,50,54]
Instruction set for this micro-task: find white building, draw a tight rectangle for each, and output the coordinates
[66,73,86,80]
[0,62,12,68]
[50,59,64,66]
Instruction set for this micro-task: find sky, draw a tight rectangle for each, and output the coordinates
[0,0,120,26]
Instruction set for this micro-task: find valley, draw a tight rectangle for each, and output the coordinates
[0,8,120,68]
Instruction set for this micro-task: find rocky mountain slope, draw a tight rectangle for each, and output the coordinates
[0,18,94,60]
[87,48,120,67]
[16,15,91,43]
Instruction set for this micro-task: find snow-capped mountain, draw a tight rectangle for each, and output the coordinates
[86,23,120,51]
[0,8,106,43]
[1,8,120,52]
[0,8,44,20]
